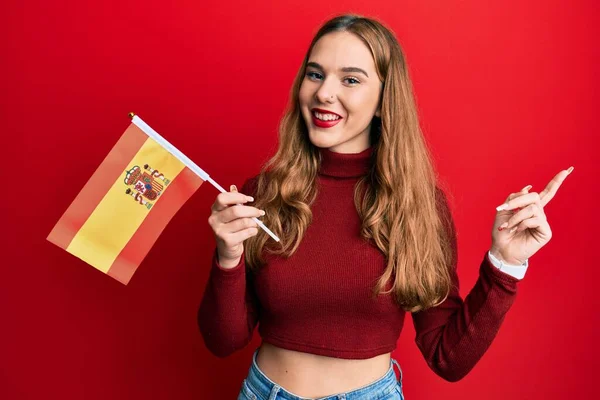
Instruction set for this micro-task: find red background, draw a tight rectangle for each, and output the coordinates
[3,1,598,399]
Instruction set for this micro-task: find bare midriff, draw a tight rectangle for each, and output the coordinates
[255,341,392,398]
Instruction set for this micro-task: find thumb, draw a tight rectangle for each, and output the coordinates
[230,184,238,193]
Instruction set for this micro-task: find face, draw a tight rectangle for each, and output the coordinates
[299,31,383,154]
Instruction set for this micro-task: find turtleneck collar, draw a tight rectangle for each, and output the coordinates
[317,146,374,178]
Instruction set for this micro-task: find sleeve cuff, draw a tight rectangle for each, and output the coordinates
[487,250,529,280]
[213,248,245,274]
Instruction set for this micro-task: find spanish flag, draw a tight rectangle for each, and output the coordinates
[47,114,206,285]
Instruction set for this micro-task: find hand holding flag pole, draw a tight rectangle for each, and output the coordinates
[127,113,280,243]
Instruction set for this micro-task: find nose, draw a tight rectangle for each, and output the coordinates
[315,77,337,104]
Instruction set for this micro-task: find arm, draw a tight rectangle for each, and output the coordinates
[197,177,261,357]
[411,189,522,381]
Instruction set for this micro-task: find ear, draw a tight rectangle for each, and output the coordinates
[375,106,381,118]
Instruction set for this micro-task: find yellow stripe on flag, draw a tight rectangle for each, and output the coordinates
[66,136,186,272]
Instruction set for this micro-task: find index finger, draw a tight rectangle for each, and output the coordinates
[211,191,253,212]
[539,166,574,207]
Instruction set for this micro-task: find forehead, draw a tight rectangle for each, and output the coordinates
[308,31,376,73]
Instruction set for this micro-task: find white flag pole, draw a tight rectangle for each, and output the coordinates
[129,113,280,242]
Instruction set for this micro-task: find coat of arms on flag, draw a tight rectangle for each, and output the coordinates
[124,164,171,209]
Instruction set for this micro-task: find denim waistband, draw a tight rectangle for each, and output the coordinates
[242,348,403,400]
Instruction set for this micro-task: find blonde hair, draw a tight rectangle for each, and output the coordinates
[243,14,456,312]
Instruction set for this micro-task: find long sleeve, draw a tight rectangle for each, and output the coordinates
[197,177,261,358]
[411,189,521,382]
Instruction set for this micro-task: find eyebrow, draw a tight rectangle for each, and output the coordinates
[306,61,369,78]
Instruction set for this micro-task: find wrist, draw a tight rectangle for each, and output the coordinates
[217,253,242,270]
[489,248,525,267]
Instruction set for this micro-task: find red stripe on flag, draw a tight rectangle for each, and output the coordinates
[107,167,203,285]
[47,124,148,250]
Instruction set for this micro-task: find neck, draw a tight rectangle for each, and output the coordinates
[317,146,374,179]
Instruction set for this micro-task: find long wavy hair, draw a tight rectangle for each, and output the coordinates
[243,14,455,313]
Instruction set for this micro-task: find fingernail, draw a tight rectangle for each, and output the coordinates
[260,210,265,215]
[247,196,254,202]
[496,203,510,211]
[567,166,574,174]
[230,185,237,191]
[500,222,509,229]
[509,227,517,234]
[521,185,532,192]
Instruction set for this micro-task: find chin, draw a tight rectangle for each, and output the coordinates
[308,131,337,148]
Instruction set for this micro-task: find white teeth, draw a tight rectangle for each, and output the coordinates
[314,111,340,121]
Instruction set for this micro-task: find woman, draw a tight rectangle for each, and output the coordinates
[199,14,572,400]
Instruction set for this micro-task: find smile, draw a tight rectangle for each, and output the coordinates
[313,111,341,121]
[311,108,343,128]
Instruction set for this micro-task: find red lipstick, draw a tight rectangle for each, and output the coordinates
[311,108,343,128]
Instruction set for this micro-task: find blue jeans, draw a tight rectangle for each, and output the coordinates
[237,348,405,400]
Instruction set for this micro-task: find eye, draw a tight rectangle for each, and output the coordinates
[344,76,360,85]
[306,71,323,80]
